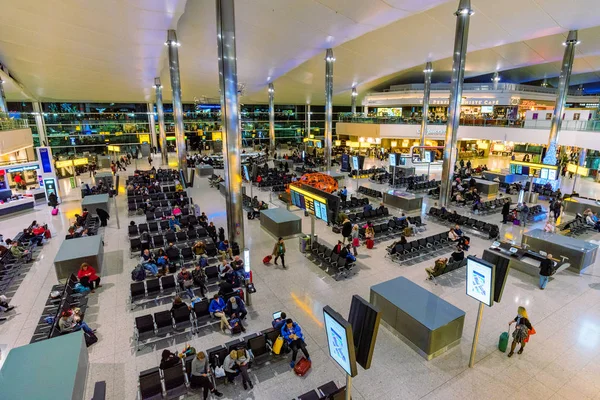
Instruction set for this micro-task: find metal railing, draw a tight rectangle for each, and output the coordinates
[338,115,600,132]
[0,117,29,131]
[381,82,588,96]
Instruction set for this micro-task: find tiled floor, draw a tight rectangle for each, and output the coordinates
[2,152,600,400]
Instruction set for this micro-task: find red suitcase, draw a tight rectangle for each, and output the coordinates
[294,357,311,377]
[263,255,272,264]
[366,239,374,249]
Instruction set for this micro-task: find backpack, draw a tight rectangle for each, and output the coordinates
[131,265,146,282]
[199,257,209,268]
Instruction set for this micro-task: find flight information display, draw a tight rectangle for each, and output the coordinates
[290,186,329,223]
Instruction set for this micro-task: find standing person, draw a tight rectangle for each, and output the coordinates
[77,263,101,293]
[340,186,348,202]
[341,218,352,244]
[553,200,562,220]
[351,224,359,256]
[501,199,511,224]
[539,253,554,290]
[507,306,534,357]
[190,351,223,399]
[273,237,286,269]
[96,208,110,227]
[48,192,58,209]
[519,203,529,227]
[148,154,153,166]
[281,318,310,368]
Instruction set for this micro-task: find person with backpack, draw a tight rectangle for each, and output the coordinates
[281,318,310,368]
[140,249,159,276]
[519,203,529,227]
[192,264,207,297]
[273,237,287,269]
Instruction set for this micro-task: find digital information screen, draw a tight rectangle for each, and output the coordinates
[466,256,495,307]
[290,186,329,223]
[540,168,548,180]
[389,154,396,167]
[424,151,432,163]
[242,165,250,182]
[323,306,357,377]
[352,156,360,171]
[548,169,557,180]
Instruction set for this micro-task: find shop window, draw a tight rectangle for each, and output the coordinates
[545,113,552,120]
[573,113,581,120]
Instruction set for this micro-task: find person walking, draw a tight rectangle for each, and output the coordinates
[341,218,352,244]
[519,203,529,227]
[96,208,110,227]
[539,253,554,290]
[340,186,348,202]
[273,237,286,269]
[552,200,562,221]
[351,224,359,256]
[507,306,534,357]
[501,199,511,224]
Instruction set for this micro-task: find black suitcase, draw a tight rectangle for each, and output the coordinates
[332,226,342,234]
[85,331,98,347]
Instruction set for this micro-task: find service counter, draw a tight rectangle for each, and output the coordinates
[0,331,89,400]
[25,187,47,201]
[94,172,113,187]
[260,207,302,238]
[481,171,527,184]
[0,196,35,216]
[370,276,465,360]
[521,229,598,273]
[563,196,600,216]
[218,182,246,197]
[473,178,499,198]
[54,235,104,281]
[483,243,570,278]
[195,164,214,177]
[81,193,109,214]
[383,190,423,212]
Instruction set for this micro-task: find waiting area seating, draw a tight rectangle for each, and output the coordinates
[560,217,592,236]
[428,258,468,283]
[295,382,347,400]
[339,197,369,210]
[347,207,389,224]
[472,198,511,215]
[386,233,454,263]
[357,186,382,198]
[407,179,440,192]
[428,207,500,239]
[307,240,356,280]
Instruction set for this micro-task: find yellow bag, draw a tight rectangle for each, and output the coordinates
[272,336,284,355]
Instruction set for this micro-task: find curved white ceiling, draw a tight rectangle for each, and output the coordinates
[1,0,600,104]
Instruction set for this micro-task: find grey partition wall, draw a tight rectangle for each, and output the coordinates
[54,235,104,281]
[260,208,302,238]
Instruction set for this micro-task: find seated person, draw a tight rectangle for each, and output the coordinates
[58,309,95,335]
[225,296,247,320]
[177,267,195,299]
[425,258,447,279]
[140,249,159,275]
[170,296,190,313]
[218,240,233,260]
[450,245,465,262]
[208,294,229,333]
[0,294,14,320]
[272,312,287,331]
[193,240,206,256]
[231,256,245,279]
[160,349,180,370]
[189,351,223,398]
[6,239,30,260]
[223,349,253,389]
[363,204,373,213]
[378,203,385,212]
[166,243,180,262]
[168,216,181,232]
[156,248,169,267]
[192,264,207,297]
[345,245,356,263]
[218,260,233,279]
[448,228,460,242]
[77,263,101,293]
[218,279,235,297]
[281,318,310,368]
[21,228,43,247]
[172,205,182,218]
[332,241,343,255]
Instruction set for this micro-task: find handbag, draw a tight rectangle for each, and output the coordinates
[183,279,194,288]
[214,366,225,378]
[352,238,359,247]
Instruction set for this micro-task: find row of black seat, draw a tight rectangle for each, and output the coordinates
[128,216,204,239]
[144,206,193,221]
[428,208,499,239]
[525,204,547,220]
[358,216,425,243]
[339,197,369,210]
[350,167,386,177]
[407,180,440,192]
[127,191,188,203]
[387,233,455,263]
[560,217,592,236]
[472,198,511,215]
[130,238,212,260]
[429,258,468,282]
[347,207,389,223]
[0,235,39,298]
[357,186,382,198]
[128,198,190,213]
[307,241,356,280]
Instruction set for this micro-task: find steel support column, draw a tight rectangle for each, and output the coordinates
[216,0,244,249]
[147,102,157,150]
[351,86,357,115]
[324,48,335,169]
[440,0,473,207]
[166,30,187,170]
[543,30,579,166]
[420,62,433,153]
[32,102,47,147]
[305,103,311,153]
[268,82,275,152]
[154,78,168,165]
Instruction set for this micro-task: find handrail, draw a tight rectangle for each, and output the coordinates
[0,118,29,131]
[378,82,589,96]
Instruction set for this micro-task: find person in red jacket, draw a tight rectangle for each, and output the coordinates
[77,263,101,292]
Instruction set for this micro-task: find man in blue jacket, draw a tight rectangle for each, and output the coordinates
[281,318,310,368]
[208,294,229,333]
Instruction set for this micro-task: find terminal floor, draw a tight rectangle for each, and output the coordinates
[1,153,600,400]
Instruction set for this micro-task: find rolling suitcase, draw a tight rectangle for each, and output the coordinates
[51,208,59,216]
[498,325,510,352]
[263,255,272,264]
[294,357,311,377]
[366,239,374,249]
[332,226,341,234]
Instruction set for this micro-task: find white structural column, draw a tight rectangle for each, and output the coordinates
[32,102,47,146]
[543,30,579,166]
[166,29,187,170]
[216,0,245,249]
[324,48,335,169]
[147,102,157,149]
[351,86,357,115]
[420,62,433,150]
[0,79,7,114]
[492,71,500,90]
[154,78,168,165]
[440,0,473,207]
[268,82,275,152]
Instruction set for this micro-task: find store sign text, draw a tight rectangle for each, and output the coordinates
[420,99,500,106]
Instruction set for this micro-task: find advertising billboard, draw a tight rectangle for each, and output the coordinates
[466,256,496,307]
[290,186,329,223]
[323,306,357,377]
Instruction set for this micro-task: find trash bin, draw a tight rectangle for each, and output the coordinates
[299,235,310,253]
[528,192,539,204]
